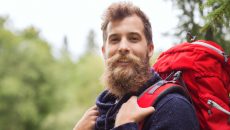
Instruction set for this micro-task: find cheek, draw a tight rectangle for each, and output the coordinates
[105,48,110,59]
[105,45,117,59]
[132,46,148,59]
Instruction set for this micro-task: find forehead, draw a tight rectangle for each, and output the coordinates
[106,15,144,36]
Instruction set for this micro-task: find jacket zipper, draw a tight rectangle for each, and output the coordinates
[207,99,230,115]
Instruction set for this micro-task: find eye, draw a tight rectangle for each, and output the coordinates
[129,35,140,43]
[109,35,120,44]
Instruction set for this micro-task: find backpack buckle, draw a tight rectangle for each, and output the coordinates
[223,53,229,62]
[173,71,182,81]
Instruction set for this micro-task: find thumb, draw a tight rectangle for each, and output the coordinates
[141,107,155,117]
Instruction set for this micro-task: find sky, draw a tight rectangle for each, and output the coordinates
[0,0,179,59]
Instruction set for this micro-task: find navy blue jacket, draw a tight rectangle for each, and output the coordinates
[95,72,199,130]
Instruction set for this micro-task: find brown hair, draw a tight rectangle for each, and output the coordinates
[101,2,153,44]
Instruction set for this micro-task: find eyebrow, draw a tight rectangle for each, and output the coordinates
[108,33,119,37]
[108,31,141,39]
[128,32,141,37]
[130,32,140,34]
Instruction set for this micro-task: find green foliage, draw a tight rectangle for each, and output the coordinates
[41,53,104,130]
[0,17,104,130]
[0,18,60,130]
[21,26,40,39]
[170,0,230,54]
[202,0,230,29]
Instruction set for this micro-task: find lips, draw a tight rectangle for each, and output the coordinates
[118,59,129,62]
[116,59,131,66]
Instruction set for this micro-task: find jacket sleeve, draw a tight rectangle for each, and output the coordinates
[112,93,199,130]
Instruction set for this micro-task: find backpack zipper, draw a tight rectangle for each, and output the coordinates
[207,99,230,115]
[192,41,229,62]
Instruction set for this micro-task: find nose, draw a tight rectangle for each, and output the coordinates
[118,39,130,55]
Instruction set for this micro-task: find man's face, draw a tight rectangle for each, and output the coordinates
[102,15,153,62]
[101,15,154,97]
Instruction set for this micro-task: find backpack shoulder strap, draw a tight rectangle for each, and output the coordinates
[137,80,189,130]
[137,80,189,108]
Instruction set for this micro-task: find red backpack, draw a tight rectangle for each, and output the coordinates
[138,40,230,130]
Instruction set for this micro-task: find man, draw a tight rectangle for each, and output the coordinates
[74,2,199,130]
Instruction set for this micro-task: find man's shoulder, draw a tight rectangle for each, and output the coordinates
[155,93,192,110]
[143,93,199,130]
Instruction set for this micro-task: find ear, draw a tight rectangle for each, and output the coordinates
[102,45,106,59]
[147,43,154,58]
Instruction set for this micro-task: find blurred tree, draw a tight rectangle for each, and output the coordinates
[0,16,7,28]
[85,29,98,54]
[59,35,72,62]
[0,16,104,130]
[40,31,104,130]
[0,17,63,130]
[63,35,69,52]
[168,0,230,54]
[201,0,230,33]
[21,26,40,39]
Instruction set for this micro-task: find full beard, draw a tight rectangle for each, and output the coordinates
[101,53,151,98]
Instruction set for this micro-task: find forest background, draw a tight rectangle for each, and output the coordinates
[0,0,229,130]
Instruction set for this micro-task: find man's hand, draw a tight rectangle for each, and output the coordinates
[73,105,99,130]
[115,96,155,127]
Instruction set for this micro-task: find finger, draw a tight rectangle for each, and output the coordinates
[91,115,98,121]
[87,109,99,116]
[86,105,98,113]
[91,109,99,116]
[89,105,98,110]
[141,107,155,116]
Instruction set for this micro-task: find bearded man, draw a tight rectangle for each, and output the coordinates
[73,2,199,130]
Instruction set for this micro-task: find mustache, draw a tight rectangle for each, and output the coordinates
[106,53,141,67]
